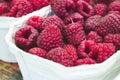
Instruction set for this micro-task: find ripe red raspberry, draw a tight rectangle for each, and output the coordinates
[84,0,95,5]
[77,0,94,18]
[50,0,76,18]
[28,47,47,58]
[77,40,96,58]
[27,16,44,31]
[37,25,63,51]
[15,25,39,50]
[92,43,116,63]
[85,15,102,31]
[42,16,65,31]
[94,0,114,4]
[63,44,78,61]
[46,47,74,67]
[104,34,120,50]
[87,31,103,43]
[63,12,84,25]
[94,3,107,16]
[74,58,96,66]
[108,11,120,15]
[0,1,9,15]
[29,0,49,10]
[9,0,33,17]
[73,0,94,5]
[96,14,120,36]
[64,23,86,46]
[109,0,120,11]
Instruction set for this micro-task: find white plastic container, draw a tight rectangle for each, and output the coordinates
[0,5,53,63]
[0,17,17,62]
[6,6,120,80]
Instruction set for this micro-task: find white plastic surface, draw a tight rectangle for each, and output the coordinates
[0,16,17,62]
[6,5,120,80]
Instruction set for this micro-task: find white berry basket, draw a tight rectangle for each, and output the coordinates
[0,5,53,63]
[0,17,17,62]
[6,5,120,80]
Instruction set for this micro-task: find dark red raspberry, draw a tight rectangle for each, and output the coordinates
[104,34,120,50]
[87,31,103,43]
[15,25,39,49]
[77,0,94,18]
[85,15,102,31]
[9,0,33,17]
[96,14,120,36]
[92,43,116,63]
[10,0,19,6]
[73,0,94,5]
[94,3,107,16]
[37,25,63,51]
[0,1,9,15]
[84,0,95,5]
[108,11,120,15]
[50,0,76,18]
[27,16,44,31]
[63,12,84,25]
[28,47,47,58]
[109,0,120,11]
[74,57,96,66]
[77,40,96,58]
[42,16,65,31]
[0,0,4,2]
[28,0,49,10]
[46,47,74,67]
[63,44,78,61]
[64,23,86,46]
[94,0,114,4]
[72,0,78,2]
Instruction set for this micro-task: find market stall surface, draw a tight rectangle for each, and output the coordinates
[0,60,23,80]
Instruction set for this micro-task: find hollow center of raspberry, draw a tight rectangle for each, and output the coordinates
[85,46,91,54]
[23,31,31,39]
[66,7,74,14]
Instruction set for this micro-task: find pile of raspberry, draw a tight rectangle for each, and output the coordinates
[0,0,49,17]
[15,0,120,67]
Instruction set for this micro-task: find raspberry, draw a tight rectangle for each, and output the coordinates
[84,0,94,5]
[108,11,120,15]
[46,47,74,67]
[63,44,78,61]
[77,40,96,58]
[96,14,120,36]
[15,25,39,49]
[109,0,120,11]
[0,0,4,2]
[94,3,107,16]
[87,31,103,43]
[85,15,102,31]
[64,23,86,46]
[28,47,47,58]
[92,43,116,63]
[37,25,63,51]
[63,12,84,25]
[27,16,44,31]
[29,0,49,10]
[0,1,9,15]
[42,16,65,31]
[50,0,76,18]
[74,58,96,66]
[9,0,33,17]
[94,0,114,4]
[77,0,94,18]
[104,34,120,50]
